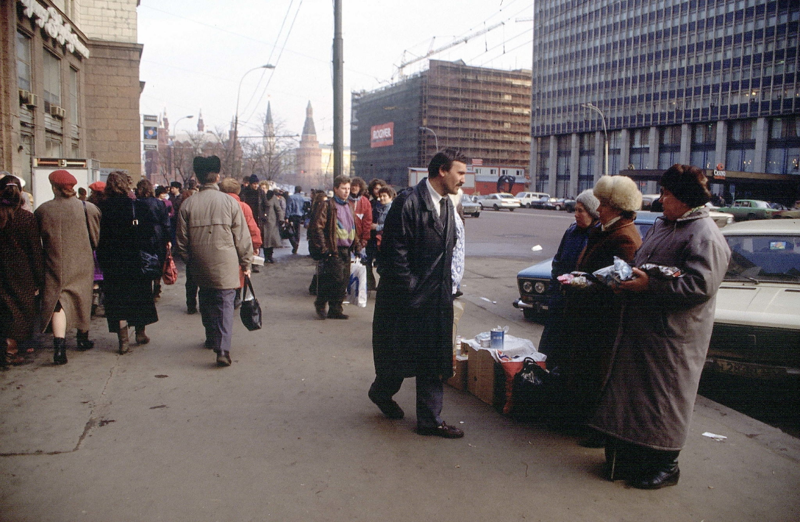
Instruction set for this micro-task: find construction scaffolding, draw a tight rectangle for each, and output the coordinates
[351,60,532,187]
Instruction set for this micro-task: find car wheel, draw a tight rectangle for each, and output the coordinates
[555,205,562,211]
[473,212,480,218]
[747,213,757,220]
[494,204,499,211]
[526,203,531,208]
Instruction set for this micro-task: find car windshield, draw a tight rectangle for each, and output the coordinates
[725,235,800,283]
[499,194,514,199]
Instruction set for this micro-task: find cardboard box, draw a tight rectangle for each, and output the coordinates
[466,345,504,407]
[446,354,468,390]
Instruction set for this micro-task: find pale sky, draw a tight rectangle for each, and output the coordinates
[137,0,534,146]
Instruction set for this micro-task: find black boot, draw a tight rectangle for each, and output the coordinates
[0,339,8,370]
[76,330,94,351]
[53,338,67,365]
[628,450,680,489]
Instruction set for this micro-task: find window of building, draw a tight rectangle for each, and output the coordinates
[45,134,62,157]
[16,31,31,91]
[43,50,61,109]
[69,68,79,123]
[766,117,800,174]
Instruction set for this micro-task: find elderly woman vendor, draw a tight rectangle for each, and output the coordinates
[590,164,731,489]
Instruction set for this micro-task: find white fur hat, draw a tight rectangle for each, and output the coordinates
[593,175,642,212]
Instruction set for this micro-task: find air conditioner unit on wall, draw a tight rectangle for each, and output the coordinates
[49,105,66,119]
[26,93,38,108]
[18,89,31,105]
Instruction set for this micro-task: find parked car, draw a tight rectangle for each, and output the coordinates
[706,219,800,380]
[515,192,550,209]
[513,211,661,320]
[641,194,662,211]
[479,193,521,211]
[706,203,735,228]
[718,199,780,221]
[543,196,575,211]
[775,207,800,219]
[460,194,481,217]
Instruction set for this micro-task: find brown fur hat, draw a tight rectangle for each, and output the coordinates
[593,175,642,212]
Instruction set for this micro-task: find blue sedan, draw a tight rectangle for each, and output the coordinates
[512,211,662,321]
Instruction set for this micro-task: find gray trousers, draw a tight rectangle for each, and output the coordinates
[199,288,236,355]
[369,374,444,429]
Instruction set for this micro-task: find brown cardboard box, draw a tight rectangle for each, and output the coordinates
[446,354,468,390]
[466,345,502,406]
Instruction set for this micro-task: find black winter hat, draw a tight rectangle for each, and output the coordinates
[193,156,221,180]
[659,164,711,208]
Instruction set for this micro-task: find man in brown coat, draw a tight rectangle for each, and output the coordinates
[35,170,100,365]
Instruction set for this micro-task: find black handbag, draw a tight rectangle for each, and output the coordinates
[132,201,162,279]
[510,358,566,423]
[240,275,262,331]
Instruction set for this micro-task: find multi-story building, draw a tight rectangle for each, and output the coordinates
[530,0,800,203]
[1,0,142,194]
[351,59,532,188]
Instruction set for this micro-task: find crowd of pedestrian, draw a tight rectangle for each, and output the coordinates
[0,155,730,491]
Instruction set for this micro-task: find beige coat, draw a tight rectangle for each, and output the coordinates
[176,183,253,290]
[35,194,100,332]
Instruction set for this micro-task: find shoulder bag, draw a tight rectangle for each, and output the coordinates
[162,243,178,285]
[240,275,262,331]
[132,201,162,279]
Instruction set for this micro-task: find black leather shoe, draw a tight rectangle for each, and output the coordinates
[315,304,327,320]
[628,465,680,490]
[187,305,198,315]
[216,352,232,367]
[417,422,464,438]
[368,390,404,419]
[327,312,349,320]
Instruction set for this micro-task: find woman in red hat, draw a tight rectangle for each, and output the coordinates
[34,170,101,365]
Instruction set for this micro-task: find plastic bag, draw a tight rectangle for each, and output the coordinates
[347,258,367,307]
[592,256,634,287]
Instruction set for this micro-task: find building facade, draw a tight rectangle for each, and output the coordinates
[351,59,532,188]
[530,0,800,203]
[1,0,142,192]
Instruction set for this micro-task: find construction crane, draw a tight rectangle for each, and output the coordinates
[393,21,505,80]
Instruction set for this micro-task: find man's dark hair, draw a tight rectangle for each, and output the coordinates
[170,181,182,190]
[155,186,168,197]
[333,175,351,189]
[428,148,467,178]
[193,156,221,183]
[295,185,302,193]
[378,185,396,198]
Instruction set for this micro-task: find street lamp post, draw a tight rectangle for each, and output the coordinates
[234,64,276,179]
[169,115,194,182]
[419,126,439,151]
[581,103,609,177]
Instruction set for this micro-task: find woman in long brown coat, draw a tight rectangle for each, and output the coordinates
[0,175,44,368]
[34,170,100,365]
[558,175,642,439]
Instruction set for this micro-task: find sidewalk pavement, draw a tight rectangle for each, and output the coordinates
[1,247,799,522]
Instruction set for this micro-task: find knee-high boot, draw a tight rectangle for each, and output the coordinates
[118,322,129,354]
[53,337,67,365]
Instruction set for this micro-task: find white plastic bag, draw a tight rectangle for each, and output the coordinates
[348,259,367,307]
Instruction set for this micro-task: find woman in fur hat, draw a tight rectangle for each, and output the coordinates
[558,176,643,442]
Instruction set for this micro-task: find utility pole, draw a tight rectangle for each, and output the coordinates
[333,0,344,181]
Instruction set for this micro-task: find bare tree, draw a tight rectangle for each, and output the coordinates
[239,113,298,183]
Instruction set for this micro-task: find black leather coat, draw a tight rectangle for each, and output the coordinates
[372,180,456,379]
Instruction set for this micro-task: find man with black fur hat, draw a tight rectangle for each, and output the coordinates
[239,174,267,272]
[176,156,253,367]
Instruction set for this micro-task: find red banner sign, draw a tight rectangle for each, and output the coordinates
[371,122,394,148]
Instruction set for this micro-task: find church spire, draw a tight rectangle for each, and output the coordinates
[302,101,317,138]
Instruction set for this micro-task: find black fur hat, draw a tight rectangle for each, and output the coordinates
[660,164,711,208]
[193,156,221,182]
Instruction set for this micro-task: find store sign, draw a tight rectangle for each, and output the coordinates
[371,122,394,148]
[19,0,90,58]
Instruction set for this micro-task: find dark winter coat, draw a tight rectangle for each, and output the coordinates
[97,196,163,330]
[0,209,44,340]
[556,218,642,415]
[240,186,266,222]
[137,196,171,265]
[372,180,456,379]
[35,195,100,332]
[307,198,358,257]
[590,209,731,451]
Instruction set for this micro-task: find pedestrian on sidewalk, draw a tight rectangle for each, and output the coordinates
[368,148,466,438]
[261,183,285,264]
[219,177,262,309]
[591,164,731,489]
[307,176,358,319]
[35,169,100,365]
[0,175,44,368]
[176,156,253,367]
[135,179,171,302]
[285,185,306,254]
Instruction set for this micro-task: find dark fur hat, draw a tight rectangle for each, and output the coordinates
[660,164,711,208]
[193,156,221,182]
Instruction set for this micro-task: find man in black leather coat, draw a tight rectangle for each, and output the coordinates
[368,148,467,438]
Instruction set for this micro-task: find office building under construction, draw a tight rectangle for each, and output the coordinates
[350,59,532,187]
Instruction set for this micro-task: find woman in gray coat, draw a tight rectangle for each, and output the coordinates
[590,164,731,489]
[260,185,285,263]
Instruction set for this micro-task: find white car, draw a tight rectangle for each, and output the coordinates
[707,219,800,380]
[515,192,550,208]
[479,193,521,211]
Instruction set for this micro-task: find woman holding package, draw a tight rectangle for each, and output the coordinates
[559,176,642,438]
[590,165,730,489]
[97,172,162,353]
[136,179,171,301]
[536,189,600,364]
[0,175,44,368]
